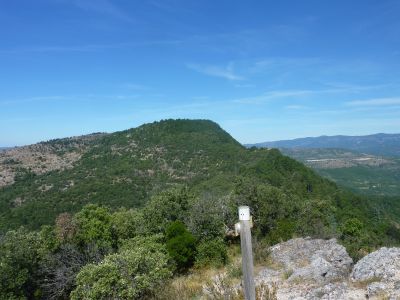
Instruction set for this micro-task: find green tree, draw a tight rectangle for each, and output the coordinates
[233,181,296,237]
[71,236,171,300]
[186,194,225,241]
[111,208,146,246]
[0,228,43,299]
[142,188,192,234]
[73,204,113,249]
[165,221,196,272]
[195,238,227,268]
[297,197,336,238]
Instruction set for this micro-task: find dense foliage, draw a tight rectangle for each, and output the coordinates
[71,236,171,300]
[165,221,196,272]
[0,119,399,299]
[0,120,243,231]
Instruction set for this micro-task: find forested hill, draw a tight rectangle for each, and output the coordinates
[2,119,400,300]
[248,133,400,157]
[0,119,244,230]
[0,120,399,254]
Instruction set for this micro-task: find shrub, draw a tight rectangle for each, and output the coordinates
[340,218,363,238]
[267,219,296,245]
[186,195,225,241]
[55,212,76,243]
[71,236,171,300]
[39,243,105,300]
[0,228,43,299]
[142,188,193,234]
[166,221,196,272]
[195,238,227,268]
[73,204,113,249]
[111,208,146,246]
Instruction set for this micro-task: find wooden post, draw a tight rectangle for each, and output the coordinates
[239,206,255,300]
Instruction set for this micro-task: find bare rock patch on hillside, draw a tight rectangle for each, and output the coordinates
[0,133,106,187]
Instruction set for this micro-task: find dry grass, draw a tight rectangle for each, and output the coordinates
[352,276,381,289]
[150,242,278,300]
[256,282,278,300]
[150,269,213,299]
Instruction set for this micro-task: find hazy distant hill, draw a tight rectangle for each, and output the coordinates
[280,148,400,196]
[249,133,400,157]
[247,132,400,196]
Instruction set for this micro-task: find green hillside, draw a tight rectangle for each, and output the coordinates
[0,120,238,229]
[1,119,400,299]
[0,119,399,245]
[0,120,329,230]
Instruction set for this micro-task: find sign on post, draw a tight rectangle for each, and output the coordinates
[237,206,255,300]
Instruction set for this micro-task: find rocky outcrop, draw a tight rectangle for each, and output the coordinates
[254,238,400,299]
[351,247,400,299]
[254,238,362,299]
[269,237,353,284]
[204,238,400,299]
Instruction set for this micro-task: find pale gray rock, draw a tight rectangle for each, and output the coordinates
[366,282,388,298]
[255,268,281,284]
[351,247,400,282]
[205,238,400,299]
[289,256,332,283]
[350,247,400,299]
[307,282,349,300]
[269,237,353,283]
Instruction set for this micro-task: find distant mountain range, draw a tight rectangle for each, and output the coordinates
[248,133,400,157]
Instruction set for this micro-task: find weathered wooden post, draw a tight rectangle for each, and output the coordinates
[237,206,256,300]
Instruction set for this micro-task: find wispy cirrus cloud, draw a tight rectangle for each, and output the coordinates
[250,57,323,73]
[346,97,400,107]
[64,0,134,22]
[232,90,315,104]
[231,85,391,105]
[186,62,244,81]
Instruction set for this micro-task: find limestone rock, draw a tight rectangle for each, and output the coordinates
[351,247,400,299]
[351,247,400,282]
[207,238,400,299]
[269,237,353,283]
[366,282,388,298]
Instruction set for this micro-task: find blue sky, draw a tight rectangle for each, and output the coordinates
[1,0,400,146]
